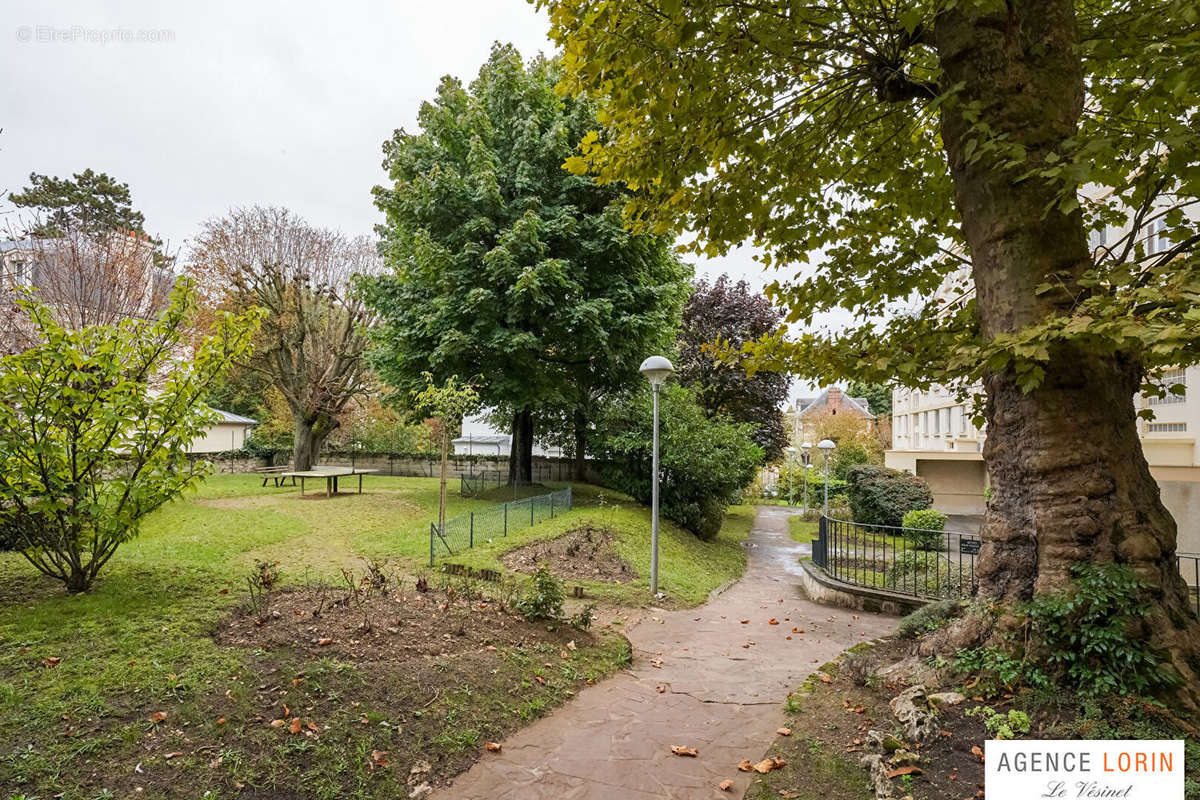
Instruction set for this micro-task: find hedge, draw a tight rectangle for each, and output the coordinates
[846,465,934,528]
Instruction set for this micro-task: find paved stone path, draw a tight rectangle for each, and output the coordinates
[433,505,897,799]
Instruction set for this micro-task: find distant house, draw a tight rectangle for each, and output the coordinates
[452,412,564,458]
[788,386,876,445]
[190,408,258,454]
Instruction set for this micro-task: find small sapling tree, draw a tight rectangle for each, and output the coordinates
[0,283,260,592]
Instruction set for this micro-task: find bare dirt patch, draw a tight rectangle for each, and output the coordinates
[500,524,636,583]
[215,581,585,663]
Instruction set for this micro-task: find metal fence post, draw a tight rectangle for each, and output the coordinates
[504,503,508,536]
[470,512,474,548]
[531,499,535,526]
[429,522,435,567]
[550,493,555,518]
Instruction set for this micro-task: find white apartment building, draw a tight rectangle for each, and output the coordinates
[885,196,1200,549]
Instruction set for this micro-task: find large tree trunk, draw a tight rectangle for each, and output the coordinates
[572,408,588,482]
[292,414,332,471]
[933,0,1200,707]
[508,409,534,486]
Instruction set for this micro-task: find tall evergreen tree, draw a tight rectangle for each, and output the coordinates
[361,44,690,485]
[10,169,154,241]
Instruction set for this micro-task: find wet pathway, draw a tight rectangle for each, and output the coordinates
[432,505,897,799]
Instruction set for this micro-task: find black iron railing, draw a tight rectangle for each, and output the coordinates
[429,486,572,566]
[460,470,504,496]
[813,516,980,600]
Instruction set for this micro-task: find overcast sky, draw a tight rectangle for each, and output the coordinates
[0,0,833,399]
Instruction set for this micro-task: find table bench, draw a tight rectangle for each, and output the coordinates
[277,467,379,497]
[254,466,297,487]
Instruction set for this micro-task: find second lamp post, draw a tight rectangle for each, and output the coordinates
[640,355,674,597]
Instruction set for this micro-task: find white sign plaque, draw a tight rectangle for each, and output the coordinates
[986,740,1184,799]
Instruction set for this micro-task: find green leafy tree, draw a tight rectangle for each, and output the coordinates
[9,169,155,241]
[412,373,481,533]
[545,0,1200,705]
[592,384,762,539]
[360,43,690,486]
[847,381,893,416]
[0,284,259,592]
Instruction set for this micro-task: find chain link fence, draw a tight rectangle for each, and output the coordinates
[429,486,572,566]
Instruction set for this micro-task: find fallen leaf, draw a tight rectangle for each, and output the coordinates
[737,759,754,771]
[149,711,167,724]
[656,685,667,694]
[533,675,547,685]
[566,640,576,651]
[485,741,502,752]
[270,719,286,727]
[43,656,61,667]
[818,673,832,684]
[753,757,786,774]
[216,717,226,725]
[971,745,984,762]
[887,766,922,778]
[768,618,779,625]
[740,619,750,624]
[307,721,319,732]
[369,749,389,772]
[776,727,792,736]
[164,751,183,760]
[292,678,304,686]
[289,718,302,735]
[317,637,333,646]
[651,659,663,668]
[719,779,733,791]
[485,645,497,652]
[671,745,698,757]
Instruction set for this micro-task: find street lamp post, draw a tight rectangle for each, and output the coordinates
[640,355,675,597]
[785,446,797,506]
[800,441,812,510]
[817,439,836,517]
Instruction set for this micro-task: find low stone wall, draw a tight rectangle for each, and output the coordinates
[189,450,599,483]
[798,559,927,616]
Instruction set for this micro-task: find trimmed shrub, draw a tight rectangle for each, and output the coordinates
[845,465,933,528]
[901,508,948,551]
[897,598,962,638]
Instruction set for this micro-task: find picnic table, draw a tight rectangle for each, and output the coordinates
[278,466,379,497]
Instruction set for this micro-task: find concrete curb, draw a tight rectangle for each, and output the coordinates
[797,559,928,616]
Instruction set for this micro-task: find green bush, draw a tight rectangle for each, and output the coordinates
[901,508,948,551]
[1027,563,1177,697]
[593,384,762,539]
[830,441,874,480]
[515,565,565,621]
[845,465,933,528]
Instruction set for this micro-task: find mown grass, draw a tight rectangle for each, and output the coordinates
[0,473,752,798]
[788,516,819,543]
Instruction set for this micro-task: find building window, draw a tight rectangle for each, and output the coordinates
[959,405,969,434]
[932,410,940,435]
[1147,368,1187,406]
[1148,422,1187,433]
[941,407,951,435]
[10,259,24,283]
[1146,217,1170,256]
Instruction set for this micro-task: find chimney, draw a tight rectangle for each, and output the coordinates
[827,387,844,414]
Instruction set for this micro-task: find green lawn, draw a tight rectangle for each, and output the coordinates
[0,473,753,798]
[788,515,820,543]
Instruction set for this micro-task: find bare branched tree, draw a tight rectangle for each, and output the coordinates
[0,220,171,354]
[187,206,379,470]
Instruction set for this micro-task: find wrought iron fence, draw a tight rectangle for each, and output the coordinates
[429,486,572,566]
[812,516,980,600]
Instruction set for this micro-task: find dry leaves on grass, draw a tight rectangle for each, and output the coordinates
[671,746,699,757]
[738,757,786,774]
[485,742,502,752]
[369,750,389,772]
[148,711,167,724]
